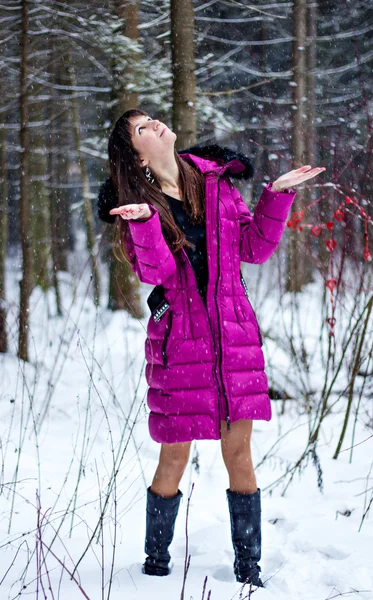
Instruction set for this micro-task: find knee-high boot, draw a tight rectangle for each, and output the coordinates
[226,487,264,587]
[142,486,183,576]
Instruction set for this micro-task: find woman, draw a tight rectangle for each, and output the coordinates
[98,109,325,587]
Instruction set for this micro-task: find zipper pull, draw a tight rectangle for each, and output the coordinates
[226,416,231,432]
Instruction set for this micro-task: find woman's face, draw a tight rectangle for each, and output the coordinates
[129,114,177,167]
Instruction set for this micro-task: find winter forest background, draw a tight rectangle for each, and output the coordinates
[0,1,372,599]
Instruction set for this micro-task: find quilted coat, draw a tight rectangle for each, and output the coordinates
[123,147,297,443]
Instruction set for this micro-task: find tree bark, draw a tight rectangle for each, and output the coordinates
[52,67,70,272]
[29,88,50,291]
[107,0,143,317]
[48,41,62,316]
[247,21,268,207]
[115,0,139,113]
[306,1,328,271]
[170,0,197,149]
[0,78,8,353]
[18,0,32,362]
[287,0,313,292]
[67,53,100,306]
[306,1,317,173]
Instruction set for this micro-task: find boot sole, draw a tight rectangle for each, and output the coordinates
[142,562,173,577]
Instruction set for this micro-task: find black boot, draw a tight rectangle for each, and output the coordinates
[142,486,183,576]
[226,488,264,587]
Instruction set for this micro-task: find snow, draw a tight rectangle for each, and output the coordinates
[0,258,372,600]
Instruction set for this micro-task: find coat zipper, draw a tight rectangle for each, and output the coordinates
[240,271,263,346]
[161,310,173,367]
[215,175,231,432]
[181,248,222,436]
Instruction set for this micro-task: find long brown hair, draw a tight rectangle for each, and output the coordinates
[108,109,205,264]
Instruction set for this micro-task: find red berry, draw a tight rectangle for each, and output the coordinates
[292,211,304,222]
[334,209,345,221]
[326,279,337,291]
[326,239,337,251]
[311,226,322,237]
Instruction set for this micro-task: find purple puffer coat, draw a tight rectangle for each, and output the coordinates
[123,149,296,443]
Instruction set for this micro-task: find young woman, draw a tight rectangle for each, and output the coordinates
[98,109,325,587]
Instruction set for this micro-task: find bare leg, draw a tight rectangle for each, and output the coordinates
[221,419,257,493]
[151,441,192,498]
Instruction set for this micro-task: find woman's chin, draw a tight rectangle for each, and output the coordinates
[162,131,177,148]
[164,129,177,142]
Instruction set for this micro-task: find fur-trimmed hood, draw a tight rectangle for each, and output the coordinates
[178,144,254,180]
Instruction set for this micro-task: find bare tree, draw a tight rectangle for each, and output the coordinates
[306,1,317,172]
[247,20,268,207]
[54,68,70,274]
[18,0,32,362]
[170,0,197,149]
[115,0,139,112]
[0,77,7,353]
[287,0,313,292]
[29,84,50,291]
[67,53,100,307]
[47,41,62,316]
[107,0,143,317]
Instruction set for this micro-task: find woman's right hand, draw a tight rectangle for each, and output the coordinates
[109,203,152,220]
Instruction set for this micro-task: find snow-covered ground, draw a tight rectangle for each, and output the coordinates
[1,256,372,600]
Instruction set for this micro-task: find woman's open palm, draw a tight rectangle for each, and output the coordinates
[110,203,151,220]
[272,165,326,192]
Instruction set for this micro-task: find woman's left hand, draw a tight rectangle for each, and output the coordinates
[272,165,326,192]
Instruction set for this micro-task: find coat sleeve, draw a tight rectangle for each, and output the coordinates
[123,204,177,285]
[231,181,297,264]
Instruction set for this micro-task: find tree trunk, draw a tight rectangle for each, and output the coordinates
[53,68,70,272]
[306,1,327,271]
[115,0,139,114]
[170,0,197,149]
[0,79,8,353]
[286,0,313,292]
[107,0,143,317]
[48,42,62,316]
[18,0,32,362]
[67,53,100,306]
[29,92,50,292]
[247,21,268,207]
[306,2,317,173]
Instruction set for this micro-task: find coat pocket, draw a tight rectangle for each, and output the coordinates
[146,286,172,366]
[161,310,173,367]
[240,271,263,346]
[147,285,170,322]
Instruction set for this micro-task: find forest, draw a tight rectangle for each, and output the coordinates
[0,1,372,599]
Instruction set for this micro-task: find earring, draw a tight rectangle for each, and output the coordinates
[145,165,155,184]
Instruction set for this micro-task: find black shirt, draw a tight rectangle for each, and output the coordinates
[164,193,208,304]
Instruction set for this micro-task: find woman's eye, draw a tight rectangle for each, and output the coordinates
[139,119,152,134]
